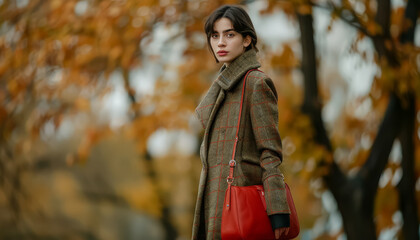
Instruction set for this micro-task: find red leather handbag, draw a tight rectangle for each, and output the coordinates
[221,69,300,240]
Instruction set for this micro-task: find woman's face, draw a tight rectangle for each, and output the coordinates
[210,17,251,65]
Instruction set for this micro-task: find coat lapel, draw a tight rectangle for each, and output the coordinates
[202,89,225,166]
[215,49,261,91]
[194,49,261,166]
[195,82,221,130]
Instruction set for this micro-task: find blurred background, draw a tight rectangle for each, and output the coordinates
[0,0,419,239]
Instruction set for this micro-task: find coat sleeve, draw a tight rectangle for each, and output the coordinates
[249,74,291,217]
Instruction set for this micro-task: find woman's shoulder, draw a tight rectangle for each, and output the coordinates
[246,69,276,90]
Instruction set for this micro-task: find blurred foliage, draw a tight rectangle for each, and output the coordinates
[0,0,419,239]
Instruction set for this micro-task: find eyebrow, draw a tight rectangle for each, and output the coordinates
[212,28,235,34]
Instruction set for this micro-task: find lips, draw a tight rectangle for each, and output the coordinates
[217,50,228,56]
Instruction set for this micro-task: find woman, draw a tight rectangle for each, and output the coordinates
[192,5,290,240]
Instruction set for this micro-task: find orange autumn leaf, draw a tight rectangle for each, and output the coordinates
[74,98,91,111]
[297,4,312,15]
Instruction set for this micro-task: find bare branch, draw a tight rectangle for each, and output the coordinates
[310,1,371,37]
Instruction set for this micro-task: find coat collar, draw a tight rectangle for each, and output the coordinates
[194,49,261,132]
[215,49,261,91]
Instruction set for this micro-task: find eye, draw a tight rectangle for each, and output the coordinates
[211,33,219,39]
[227,33,235,38]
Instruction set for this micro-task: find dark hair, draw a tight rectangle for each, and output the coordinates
[204,5,258,62]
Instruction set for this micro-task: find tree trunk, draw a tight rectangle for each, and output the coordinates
[296,6,405,240]
[122,69,178,240]
[398,94,419,240]
[340,94,403,239]
[297,13,331,151]
[397,0,420,237]
[337,178,376,239]
[296,10,375,240]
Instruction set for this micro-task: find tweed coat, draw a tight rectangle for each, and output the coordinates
[192,49,290,240]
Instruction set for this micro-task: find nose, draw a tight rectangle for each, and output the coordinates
[217,36,226,47]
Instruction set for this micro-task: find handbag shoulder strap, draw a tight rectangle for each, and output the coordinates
[227,68,261,184]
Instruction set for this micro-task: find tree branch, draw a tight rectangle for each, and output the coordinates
[371,0,399,66]
[310,1,371,37]
[357,0,402,191]
[400,0,420,44]
[375,0,391,35]
[357,93,403,189]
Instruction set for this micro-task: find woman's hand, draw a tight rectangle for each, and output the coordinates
[274,227,290,240]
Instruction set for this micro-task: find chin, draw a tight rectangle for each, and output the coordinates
[218,58,232,64]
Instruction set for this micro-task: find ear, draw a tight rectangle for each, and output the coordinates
[243,35,252,48]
